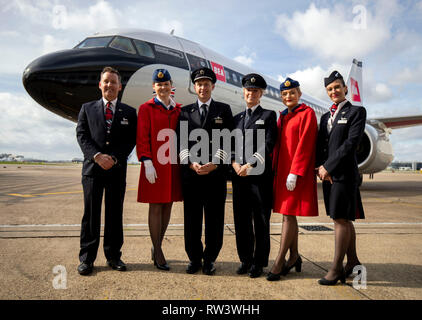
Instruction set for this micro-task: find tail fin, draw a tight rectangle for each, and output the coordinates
[346,59,363,106]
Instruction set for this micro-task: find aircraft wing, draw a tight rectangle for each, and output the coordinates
[369,115,422,129]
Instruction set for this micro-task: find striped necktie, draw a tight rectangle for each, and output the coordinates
[330,104,338,117]
[105,102,113,129]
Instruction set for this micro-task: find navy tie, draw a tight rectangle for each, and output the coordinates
[200,104,207,125]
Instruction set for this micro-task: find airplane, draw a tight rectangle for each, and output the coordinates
[22,28,422,179]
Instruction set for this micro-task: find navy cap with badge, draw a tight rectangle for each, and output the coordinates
[324,70,344,87]
[191,67,217,84]
[280,77,300,91]
[152,69,172,82]
[242,73,267,89]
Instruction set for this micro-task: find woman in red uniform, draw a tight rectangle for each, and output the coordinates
[267,78,318,281]
[137,69,183,270]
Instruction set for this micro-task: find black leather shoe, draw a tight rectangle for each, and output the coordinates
[186,261,202,274]
[78,262,93,275]
[345,261,361,277]
[202,262,216,275]
[266,270,282,281]
[281,256,302,276]
[318,270,346,286]
[154,259,170,271]
[248,265,263,278]
[236,262,252,275]
[107,259,127,271]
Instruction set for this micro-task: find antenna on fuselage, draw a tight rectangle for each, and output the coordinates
[170,29,175,35]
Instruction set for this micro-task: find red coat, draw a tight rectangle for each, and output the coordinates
[136,98,183,203]
[272,103,318,216]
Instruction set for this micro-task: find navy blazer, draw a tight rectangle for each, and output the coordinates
[316,101,367,182]
[76,99,137,176]
[232,105,277,176]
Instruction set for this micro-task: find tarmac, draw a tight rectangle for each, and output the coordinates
[0,164,421,301]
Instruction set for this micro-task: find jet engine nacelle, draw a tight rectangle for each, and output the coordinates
[357,124,394,174]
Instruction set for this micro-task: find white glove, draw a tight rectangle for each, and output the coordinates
[144,160,157,184]
[286,173,298,191]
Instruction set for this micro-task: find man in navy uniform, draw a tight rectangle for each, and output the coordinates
[76,67,137,275]
[231,73,277,278]
[178,67,234,275]
[316,70,366,285]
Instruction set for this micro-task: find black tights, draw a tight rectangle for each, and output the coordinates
[149,203,173,265]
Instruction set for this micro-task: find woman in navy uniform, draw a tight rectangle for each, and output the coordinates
[136,69,183,270]
[178,67,234,275]
[316,71,366,285]
[231,73,277,278]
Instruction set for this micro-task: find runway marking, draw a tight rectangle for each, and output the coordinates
[1,222,421,228]
[6,188,138,198]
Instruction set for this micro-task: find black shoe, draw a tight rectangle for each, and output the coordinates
[266,270,282,281]
[78,262,93,275]
[107,259,127,271]
[248,265,263,278]
[202,262,216,275]
[281,256,302,276]
[186,261,202,274]
[154,259,170,271]
[236,262,252,275]
[318,270,346,286]
[345,261,361,277]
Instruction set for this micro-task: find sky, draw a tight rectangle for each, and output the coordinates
[0,0,421,162]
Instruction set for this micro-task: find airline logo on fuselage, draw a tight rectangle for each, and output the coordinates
[211,62,226,82]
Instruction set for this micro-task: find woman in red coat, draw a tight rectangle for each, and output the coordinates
[137,69,183,271]
[267,78,318,281]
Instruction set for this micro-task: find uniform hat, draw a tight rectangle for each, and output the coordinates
[242,73,267,89]
[152,69,171,82]
[280,77,300,91]
[324,70,344,87]
[191,67,216,84]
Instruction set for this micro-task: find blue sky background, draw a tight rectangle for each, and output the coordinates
[0,0,421,161]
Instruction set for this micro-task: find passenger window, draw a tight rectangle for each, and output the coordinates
[109,36,137,54]
[76,36,113,48]
[133,40,155,58]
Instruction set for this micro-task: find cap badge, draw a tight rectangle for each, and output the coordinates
[158,72,164,79]
[284,80,291,87]
[200,70,205,75]
[251,77,256,83]
[335,72,339,77]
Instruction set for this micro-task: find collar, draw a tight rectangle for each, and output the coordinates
[246,104,259,114]
[154,96,176,110]
[197,97,212,108]
[102,97,118,110]
[281,104,301,116]
[335,99,348,110]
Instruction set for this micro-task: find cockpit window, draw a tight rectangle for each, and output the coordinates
[108,36,137,54]
[75,36,113,49]
[133,40,155,59]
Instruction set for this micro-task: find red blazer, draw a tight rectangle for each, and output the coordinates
[272,103,318,216]
[136,98,183,203]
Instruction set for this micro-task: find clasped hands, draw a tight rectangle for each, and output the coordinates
[94,153,116,171]
[232,162,252,177]
[315,165,333,184]
[190,162,217,175]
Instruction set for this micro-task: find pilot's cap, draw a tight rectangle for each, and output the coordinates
[153,69,171,82]
[191,67,216,84]
[242,73,267,89]
[280,77,300,91]
[324,71,343,87]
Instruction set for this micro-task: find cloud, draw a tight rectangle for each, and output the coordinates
[234,46,257,67]
[274,2,392,62]
[0,92,81,160]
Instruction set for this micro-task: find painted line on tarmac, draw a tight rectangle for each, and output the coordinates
[7,188,139,197]
[1,222,422,228]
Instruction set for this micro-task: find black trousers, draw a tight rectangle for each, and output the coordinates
[79,172,126,263]
[182,171,227,264]
[232,174,272,267]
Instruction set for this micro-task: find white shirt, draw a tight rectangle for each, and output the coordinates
[102,97,117,114]
[156,96,176,110]
[197,97,212,116]
[327,99,348,133]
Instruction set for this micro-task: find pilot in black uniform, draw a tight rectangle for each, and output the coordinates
[231,73,277,278]
[178,67,234,275]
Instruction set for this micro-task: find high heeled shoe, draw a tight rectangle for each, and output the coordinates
[281,256,302,276]
[266,270,283,281]
[318,269,346,286]
[345,261,361,277]
[152,247,170,271]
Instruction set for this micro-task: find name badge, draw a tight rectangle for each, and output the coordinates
[338,118,347,124]
[214,117,223,124]
[121,118,129,125]
[255,119,265,125]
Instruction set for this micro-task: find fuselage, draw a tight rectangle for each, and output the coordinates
[22,28,392,174]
